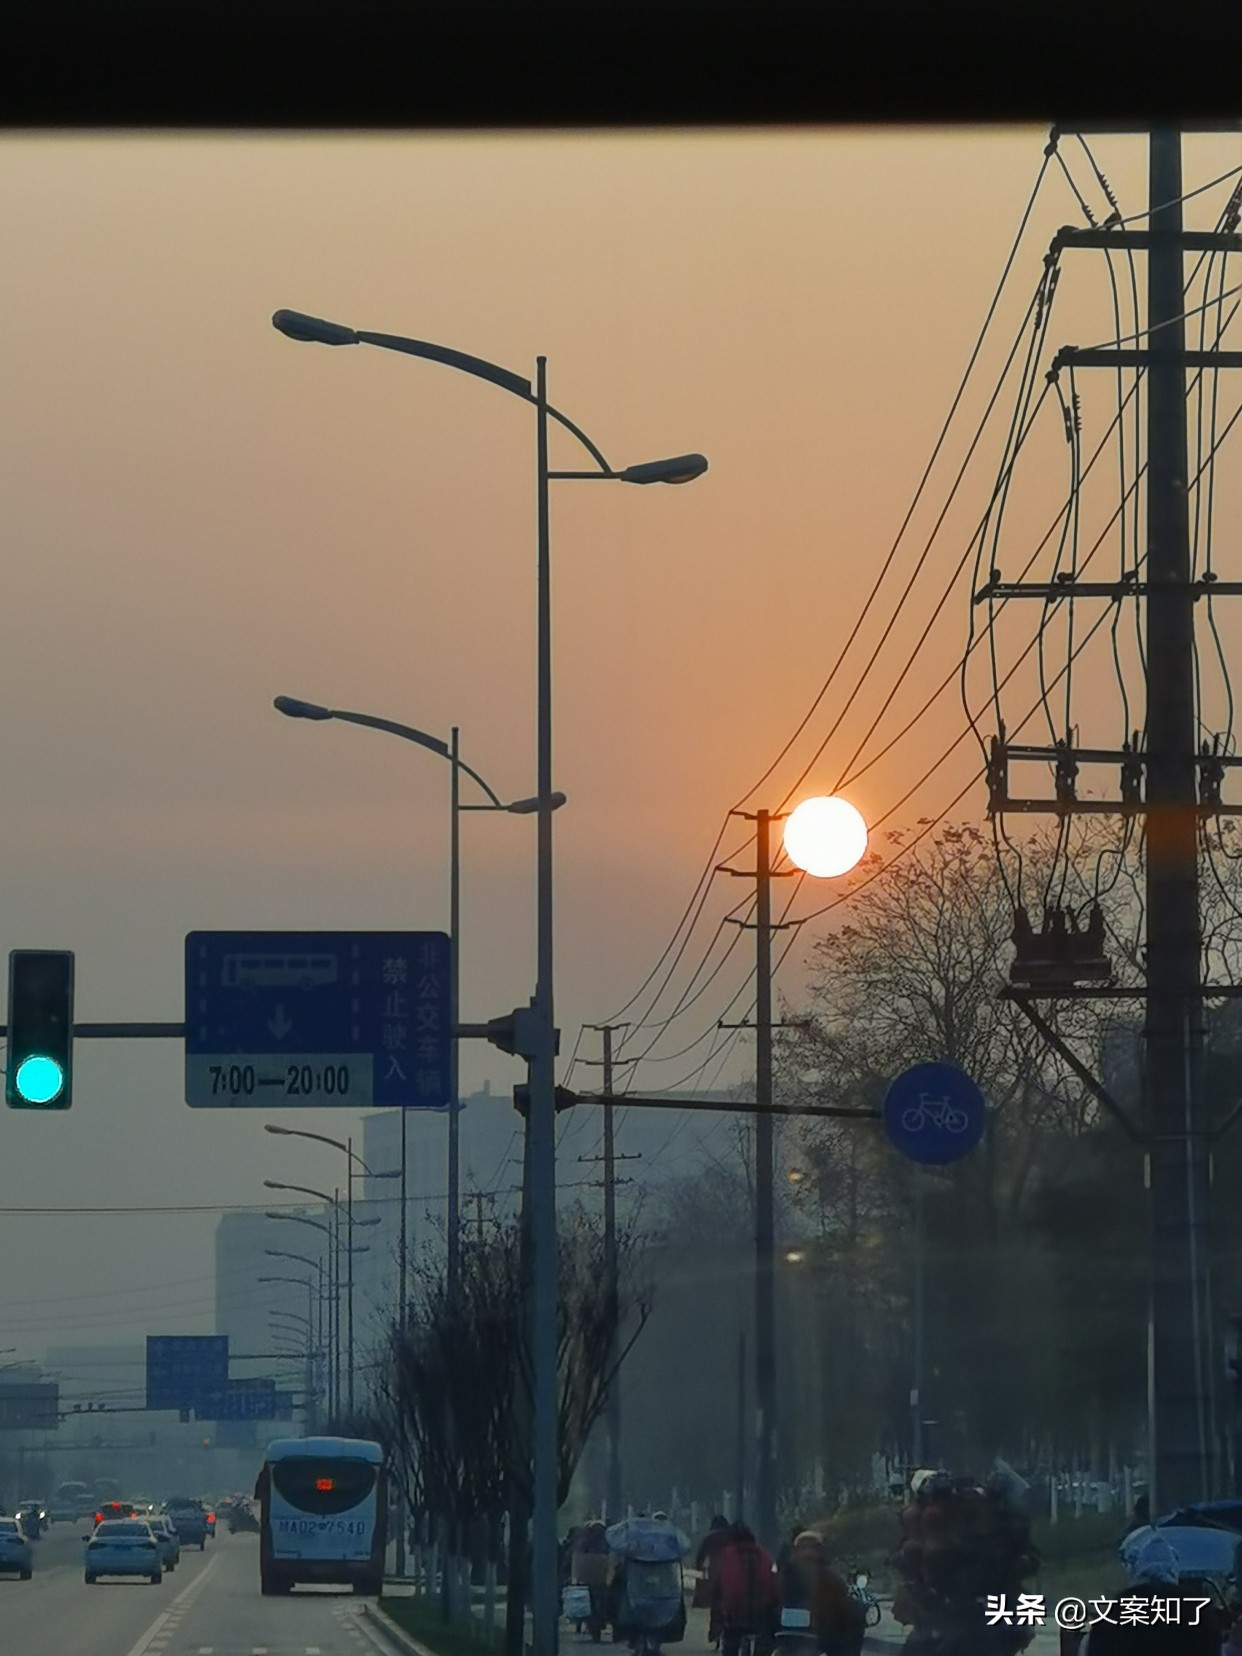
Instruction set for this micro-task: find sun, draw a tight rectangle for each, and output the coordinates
[782,796,868,878]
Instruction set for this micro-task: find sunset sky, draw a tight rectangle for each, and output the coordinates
[1,126,1240,1347]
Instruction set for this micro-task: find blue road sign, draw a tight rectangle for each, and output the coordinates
[882,1061,986,1165]
[198,1378,280,1422]
[146,1336,230,1411]
[184,931,452,1110]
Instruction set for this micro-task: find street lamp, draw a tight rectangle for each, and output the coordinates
[273,696,567,1319]
[265,1210,339,1416]
[264,1130,393,1417]
[266,1247,330,1378]
[273,305,706,1656]
[723,794,867,1551]
[265,1177,378,1419]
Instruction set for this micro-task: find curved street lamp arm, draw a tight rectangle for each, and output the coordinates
[266,1211,331,1236]
[265,1122,378,1175]
[264,1180,338,1207]
[325,709,506,809]
[354,330,613,476]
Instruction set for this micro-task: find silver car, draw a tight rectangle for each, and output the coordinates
[147,1515,181,1571]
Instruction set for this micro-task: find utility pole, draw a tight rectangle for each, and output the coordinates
[448,725,462,1303]
[465,1190,496,1243]
[720,808,797,1552]
[983,124,1242,1512]
[580,1023,640,1519]
[1144,127,1212,1512]
[734,1329,746,1522]
[346,1164,356,1418]
[753,808,776,1552]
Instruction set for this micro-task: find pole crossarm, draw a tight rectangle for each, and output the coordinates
[1055,348,1242,371]
[975,580,1242,602]
[1053,228,1242,254]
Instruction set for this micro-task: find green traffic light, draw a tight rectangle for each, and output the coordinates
[15,1054,65,1104]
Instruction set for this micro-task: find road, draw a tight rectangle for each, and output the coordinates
[5,1523,391,1656]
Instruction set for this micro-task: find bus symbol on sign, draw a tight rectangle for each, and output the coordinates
[222,954,339,991]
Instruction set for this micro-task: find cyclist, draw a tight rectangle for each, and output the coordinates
[715,1522,779,1656]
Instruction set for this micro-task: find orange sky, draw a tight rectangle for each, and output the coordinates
[1,128,1240,1340]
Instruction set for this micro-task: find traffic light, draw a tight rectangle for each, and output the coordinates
[6,950,74,1109]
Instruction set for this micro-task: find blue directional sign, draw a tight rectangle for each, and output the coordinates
[146,1335,230,1411]
[184,931,452,1110]
[198,1377,281,1422]
[882,1061,986,1165]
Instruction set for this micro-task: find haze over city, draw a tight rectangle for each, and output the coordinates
[0,123,1237,1351]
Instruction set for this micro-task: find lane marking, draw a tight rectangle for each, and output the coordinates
[122,1552,222,1656]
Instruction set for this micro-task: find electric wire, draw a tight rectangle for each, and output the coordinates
[769,267,1053,819]
[729,143,1057,815]
[825,264,1063,806]
[1112,160,1242,227]
[597,147,1060,1051]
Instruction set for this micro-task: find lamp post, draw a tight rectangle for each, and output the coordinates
[261,1274,318,1426]
[272,709,560,1580]
[272,699,564,1316]
[266,1247,329,1396]
[273,305,706,1656]
[265,1172,381,1417]
[265,1128,396,1414]
[722,795,868,1550]
[265,1210,337,1416]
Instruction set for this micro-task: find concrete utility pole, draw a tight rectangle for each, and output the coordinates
[580,1024,640,1518]
[986,124,1242,1512]
[1144,126,1213,1512]
[602,1027,622,1522]
[719,807,798,1552]
[753,809,777,1551]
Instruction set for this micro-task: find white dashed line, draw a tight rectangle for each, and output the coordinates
[121,1552,222,1656]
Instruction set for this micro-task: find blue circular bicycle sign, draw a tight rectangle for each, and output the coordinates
[883,1061,986,1165]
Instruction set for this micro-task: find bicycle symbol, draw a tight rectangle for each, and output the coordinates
[900,1092,970,1134]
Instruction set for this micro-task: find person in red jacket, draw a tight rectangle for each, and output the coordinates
[713,1523,779,1656]
[695,1516,733,1650]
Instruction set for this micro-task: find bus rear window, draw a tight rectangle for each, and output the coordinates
[270,1457,376,1516]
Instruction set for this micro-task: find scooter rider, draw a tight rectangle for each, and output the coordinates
[778,1530,862,1656]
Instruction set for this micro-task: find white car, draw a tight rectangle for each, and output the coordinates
[0,1518,33,1580]
[148,1515,181,1571]
[83,1519,163,1585]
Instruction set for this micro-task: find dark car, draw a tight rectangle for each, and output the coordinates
[164,1499,208,1550]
